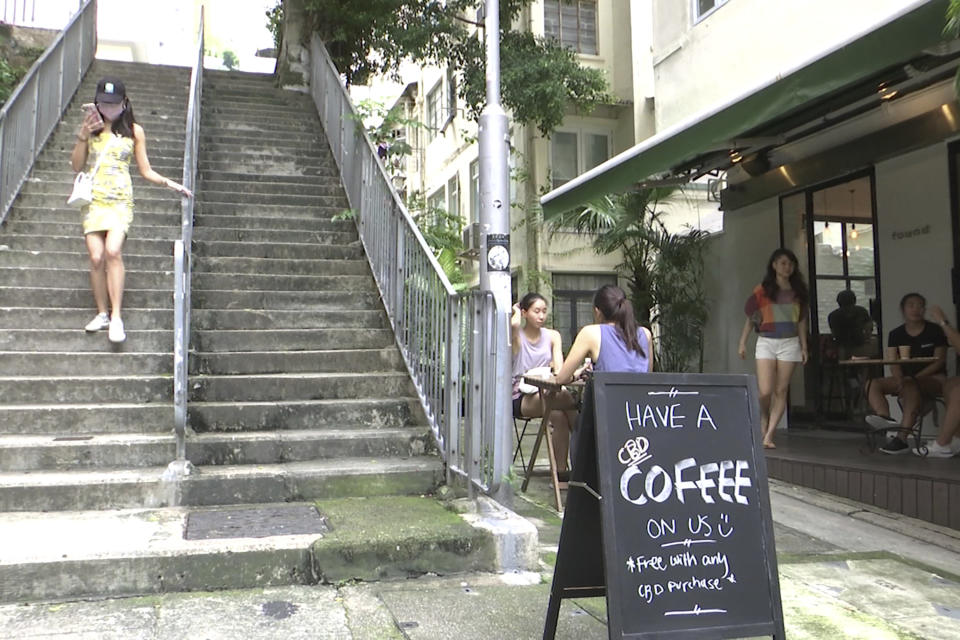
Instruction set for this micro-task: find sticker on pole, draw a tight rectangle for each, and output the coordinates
[486,233,510,272]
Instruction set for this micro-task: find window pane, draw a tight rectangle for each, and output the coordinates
[697,0,718,18]
[447,176,460,220]
[560,4,578,49]
[551,132,579,188]
[816,279,847,334]
[579,2,597,54]
[813,221,844,276]
[543,0,560,39]
[584,133,609,172]
[470,160,480,223]
[846,224,874,277]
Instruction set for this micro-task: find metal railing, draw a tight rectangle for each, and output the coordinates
[309,34,511,495]
[0,0,96,225]
[170,6,204,474]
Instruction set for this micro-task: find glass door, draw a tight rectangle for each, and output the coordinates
[809,174,880,354]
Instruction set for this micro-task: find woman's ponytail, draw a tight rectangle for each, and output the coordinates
[594,285,644,356]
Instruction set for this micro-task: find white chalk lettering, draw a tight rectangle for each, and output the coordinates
[619,458,752,508]
[646,518,676,539]
[625,401,643,431]
[697,404,718,430]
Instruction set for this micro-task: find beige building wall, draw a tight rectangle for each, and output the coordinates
[651,0,923,131]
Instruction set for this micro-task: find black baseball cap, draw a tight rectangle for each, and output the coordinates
[95,77,126,104]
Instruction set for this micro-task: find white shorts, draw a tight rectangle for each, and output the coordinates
[755,336,802,362]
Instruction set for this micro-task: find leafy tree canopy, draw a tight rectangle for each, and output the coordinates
[296,0,611,135]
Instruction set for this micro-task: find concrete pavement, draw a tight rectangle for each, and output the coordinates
[2,479,960,639]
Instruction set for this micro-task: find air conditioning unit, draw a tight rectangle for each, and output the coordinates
[461,222,480,260]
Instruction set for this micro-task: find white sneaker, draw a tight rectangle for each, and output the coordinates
[865,415,899,431]
[919,439,960,458]
[108,317,126,343]
[85,312,110,332]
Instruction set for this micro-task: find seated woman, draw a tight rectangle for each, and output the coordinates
[554,284,653,384]
[511,292,578,478]
[866,292,947,454]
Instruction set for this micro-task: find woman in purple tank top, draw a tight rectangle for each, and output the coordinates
[511,292,579,477]
[554,285,653,384]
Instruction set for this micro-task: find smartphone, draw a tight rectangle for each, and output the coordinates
[81,103,104,132]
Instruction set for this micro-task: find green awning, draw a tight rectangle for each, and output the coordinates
[541,0,950,216]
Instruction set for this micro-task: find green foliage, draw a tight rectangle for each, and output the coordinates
[349,98,422,161]
[222,50,239,70]
[300,0,610,136]
[405,192,469,290]
[0,46,43,107]
[266,1,284,53]
[333,208,357,221]
[545,190,711,372]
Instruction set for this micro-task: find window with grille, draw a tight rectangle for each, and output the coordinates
[552,272,618,348]
[543,0,598,55]
[426,82,442,142]
[694,0,729,22]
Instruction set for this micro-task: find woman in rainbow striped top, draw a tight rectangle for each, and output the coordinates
[738,248,810,449]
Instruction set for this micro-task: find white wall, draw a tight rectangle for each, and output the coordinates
[875,144,955,338]
[651,0,923,131]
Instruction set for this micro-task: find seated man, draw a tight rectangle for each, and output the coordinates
[866,292,947,454]
[828,289,874,359]
[924,305,960,457]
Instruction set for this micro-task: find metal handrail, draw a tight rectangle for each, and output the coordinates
[0,0,97,225]
[308,34,510,494]
[170,6,204,476]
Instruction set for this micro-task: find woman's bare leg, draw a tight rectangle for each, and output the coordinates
[104,229,126,318]
[764,360,797,446]
[84,232,108,314]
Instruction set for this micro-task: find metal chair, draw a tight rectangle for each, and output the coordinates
[513,416,534,468]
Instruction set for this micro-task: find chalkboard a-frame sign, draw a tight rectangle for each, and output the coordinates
[543,372,785,640]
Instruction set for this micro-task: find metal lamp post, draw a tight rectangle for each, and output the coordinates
[478,0,513,500]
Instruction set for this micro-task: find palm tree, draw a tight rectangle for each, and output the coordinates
[544,188,710,372]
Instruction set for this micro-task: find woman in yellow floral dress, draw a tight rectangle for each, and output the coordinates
[71,77,192,343]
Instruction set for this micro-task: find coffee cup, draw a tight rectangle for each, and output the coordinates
[897,345,911,359]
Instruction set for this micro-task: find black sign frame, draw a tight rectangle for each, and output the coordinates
[544,372,785,640]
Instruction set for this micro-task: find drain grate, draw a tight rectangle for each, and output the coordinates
[184,504,329,540]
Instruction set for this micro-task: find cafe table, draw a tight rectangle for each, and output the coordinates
[520,375,585,512]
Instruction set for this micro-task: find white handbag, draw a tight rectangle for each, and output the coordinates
[67,135,117,208]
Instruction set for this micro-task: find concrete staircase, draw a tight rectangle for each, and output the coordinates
[0,60,189,509]
[0,64,483,603]
[184,70,441,502]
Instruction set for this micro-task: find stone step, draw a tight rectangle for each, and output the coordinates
[0,351,172,376]
[200,129,326,146]
[8,195,183,216]
[0,285,173,308]
[188,398,424,432]
[0,496,509,603]
[191,226,355,245]
[198,190,345,208]
[195,201,350,219]
[30,156,184,174]
[0,307,173,330]
[197,159,335,177]
[188,372,414,403]
[0,266,376,292]
[0,266,174,289]
[4,206,181,228]
[194,255,367,276]
[0,402,172,435]
[192,328,395,352]
[194,149,335,167]
[18,175,188,197]
[0,427,430,472]
[193,272,375,293]
[193,239,362,260]
[201,116,323,134]
[190,309,387,330]
[199,168,340,183]
[0,329,172,352]
[200,139,328,155]
[192,348,403,375]
[191,288,382,310]
[0,375,171,405]
[197,179,344,197]
[0,457,442,511]
[193,213,350,233]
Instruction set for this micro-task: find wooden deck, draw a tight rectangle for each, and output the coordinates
[765,429,960,531]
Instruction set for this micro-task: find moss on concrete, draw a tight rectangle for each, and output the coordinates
[310,496,495,583]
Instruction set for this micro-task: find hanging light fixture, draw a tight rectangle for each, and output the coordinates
[848,188,858,238]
